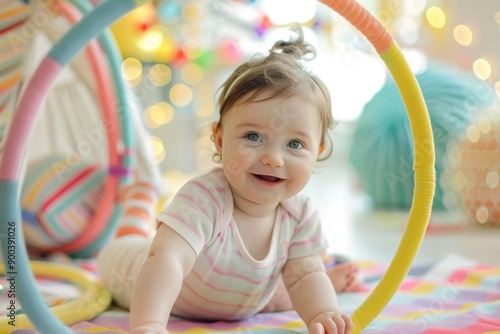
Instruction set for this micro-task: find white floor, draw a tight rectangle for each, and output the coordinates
[304,130,500,267]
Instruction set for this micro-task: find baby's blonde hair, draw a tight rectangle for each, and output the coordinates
[215,26,335,160]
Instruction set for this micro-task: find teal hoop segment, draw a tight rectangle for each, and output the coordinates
[49,0,138,65]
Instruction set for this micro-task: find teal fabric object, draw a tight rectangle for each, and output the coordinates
[349,62,496,209]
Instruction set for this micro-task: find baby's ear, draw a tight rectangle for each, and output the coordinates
[211,122,218,140]
[318,142,327,155]
[212,122,222,153]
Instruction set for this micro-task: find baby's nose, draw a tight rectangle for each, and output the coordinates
[260,145,284,167]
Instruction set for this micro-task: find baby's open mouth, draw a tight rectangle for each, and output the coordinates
[253,174,283,183]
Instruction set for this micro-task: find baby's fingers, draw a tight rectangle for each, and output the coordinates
[311,318,342,334]
[309,322,325,334]
[326,315,350,334]
[341,314,352,333]
[309,313,352,334]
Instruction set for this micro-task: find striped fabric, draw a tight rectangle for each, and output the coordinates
[97,235,151,309]
[0,0,29,156]
[115,180,158,237]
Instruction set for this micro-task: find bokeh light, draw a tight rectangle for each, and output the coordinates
[182,4,204,22]
[143,102,174,129]
[149,136,166,164]
[143,105,163,129]
[453,24,473,46]
[170,84,193,107]
[181,63,204,85]
[149,64,172,87]
[219,40,242,65]
[495,11,500,25]
[495,81,500,97]
[156,102,175,124]
[473,58,492,80]
[475,206,489,224]
[486,171,499,189]
[121,57,142,81]
[478,116,492,134]
[426,6,446,29]
[110,2,157,62]
[138,25,164,51]
[157,0,182,22]
[466,124,481,143]
[121,58,143,87]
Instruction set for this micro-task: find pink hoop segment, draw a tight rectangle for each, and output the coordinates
[0,58,61,180]
[320,0,392,54]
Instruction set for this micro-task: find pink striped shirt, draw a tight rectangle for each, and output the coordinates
[156,168,328,321]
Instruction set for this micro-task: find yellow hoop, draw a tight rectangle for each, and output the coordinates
[319,1,435,332]
[0,261,112,333]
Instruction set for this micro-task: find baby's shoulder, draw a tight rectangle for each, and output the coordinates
[280,193,317,221]
[180,168,227,193]
[175,168,230,207]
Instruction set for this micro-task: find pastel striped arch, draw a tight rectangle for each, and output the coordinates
[0,0,29,156]
[21,155,106,252]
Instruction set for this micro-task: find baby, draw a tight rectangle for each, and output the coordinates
[98,26,355,334]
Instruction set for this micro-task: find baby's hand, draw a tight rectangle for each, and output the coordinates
[130,323,169,334]
[308,311,352,334]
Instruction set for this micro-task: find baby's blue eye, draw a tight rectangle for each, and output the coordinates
[288,140,303,149]
[246,133,261,142]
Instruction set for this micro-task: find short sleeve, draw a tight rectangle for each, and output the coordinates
[156,173,227,255]
[286,196,329,259]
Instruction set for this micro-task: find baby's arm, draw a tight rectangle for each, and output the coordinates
[129,223,196,334]
[282,255,352,334]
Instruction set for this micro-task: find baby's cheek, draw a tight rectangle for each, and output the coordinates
[236,143,258,164]
[225,160,244,177]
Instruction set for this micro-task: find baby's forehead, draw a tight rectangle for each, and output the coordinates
[231,96,321,125]
[235,89,316,108]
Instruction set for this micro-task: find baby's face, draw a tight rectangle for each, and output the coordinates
[214,92,323,209]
